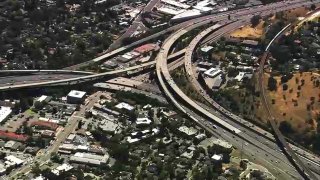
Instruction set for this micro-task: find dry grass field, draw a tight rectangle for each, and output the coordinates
[256,72,320,133]
[230,20,265,40]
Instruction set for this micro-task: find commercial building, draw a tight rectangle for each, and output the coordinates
[211,154,223,161]
[235,72,246,82]
[161,0,190,9]
[115,102,134,111]
[0,163,6,175]
[102,60,118,69]
[117,52,140,63]
[200,46,214,53]
[198,61,214,68]
[127,128,160,143]
[194,5,213,13]
[52,164,73,175]
[67,90,86,104]
[211,138,232,149]
[99,119,121,134]
[59,143,76,152]
[93,103,120,116]
[204,68,222,78]
[41,130,55,138]
[136,117,152,125]
[5,155,24,166]
[212,75,224,89]
[157,7,185,15]
[178,126,198,136]
[0,99,18,108]
[4,140,16,149]
[0,106,12,124]
[36,95,51,103]
[69,152,109,166]
[242,39,259,47]
[171,9,202,21]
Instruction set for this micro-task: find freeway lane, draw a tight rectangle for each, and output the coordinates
[0,61,157,91]
[0,74,87,87]
[0,70,95,75]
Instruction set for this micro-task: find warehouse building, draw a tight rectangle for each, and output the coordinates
[69,152,109,166]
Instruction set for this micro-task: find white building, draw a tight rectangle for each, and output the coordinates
[161,0,190,9]
[178,126,198,136]
[67,90,86,104]
[70,152,109,166]
[59,143,76,151]
[0,163,6,175]
[4,140,16,149]
[171,9,202,21]
[5,155,24,166]
[235,72,246,82]
[36,95,51,103]
[157,7,185,15]
[99,119,121,134]
[200,46,214,53]
[52,164,73,175]
[212,139,233,149]
[211,154,223,161]
[136,117,152,125]
[204,68,222,78]
[115,102,134,111]
[33,176,46,180]
[0,106,12,124]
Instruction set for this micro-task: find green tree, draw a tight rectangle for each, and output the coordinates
[251,15,261,27]
[279,121,294,134]
[268,76,277,91]
[110,144,129,162]
[31,163,41,176]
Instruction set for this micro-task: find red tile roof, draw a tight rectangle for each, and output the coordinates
[134,44,158,54]
[0,130,29,142]
[30,120,58,131]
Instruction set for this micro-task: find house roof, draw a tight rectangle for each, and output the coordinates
[0,131,29,142]
[30,120,58,130]
[134,44,158,54]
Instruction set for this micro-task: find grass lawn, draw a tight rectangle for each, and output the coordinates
[25,109,36,115]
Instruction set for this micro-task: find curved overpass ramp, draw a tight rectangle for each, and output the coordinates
[155,21,305,179]
[184,13,320,177]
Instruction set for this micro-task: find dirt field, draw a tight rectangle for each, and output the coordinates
[256,72,320,133]
[284,6,311,21]
[229,6,316,40]
[230,20,265,40]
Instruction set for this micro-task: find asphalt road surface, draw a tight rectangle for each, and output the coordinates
[0,74,86,87]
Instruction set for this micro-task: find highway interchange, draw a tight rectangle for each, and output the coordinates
[2,0,320,179]
[154,1,320,179]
